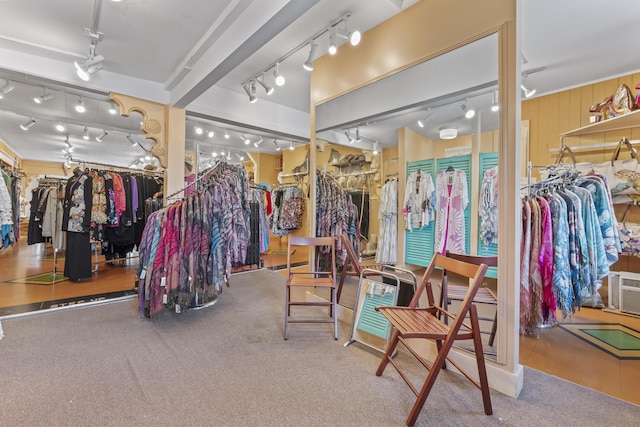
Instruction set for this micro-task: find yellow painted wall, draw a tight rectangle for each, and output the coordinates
[253,152,281,189]
[0,139,22,169]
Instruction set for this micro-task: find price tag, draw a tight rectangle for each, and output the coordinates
[175,304,181,314]
[160,277,166,287]
[162,294,168,304]
[139,268,147,279]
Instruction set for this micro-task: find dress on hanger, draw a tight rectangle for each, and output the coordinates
[434,168,468,254]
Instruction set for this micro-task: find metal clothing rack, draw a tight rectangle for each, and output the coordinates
[37,175,68,283]
[72,158,163,176]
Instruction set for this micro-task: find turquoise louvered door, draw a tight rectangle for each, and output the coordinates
[404,159,435,267]
[436,154,472,254]
[478,152,499,279]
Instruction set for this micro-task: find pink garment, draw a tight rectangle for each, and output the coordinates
[520,200,531,334]
[434,169,468,254]
[111,173,127,219]
[537,197,556,321]
[528,199,543,331]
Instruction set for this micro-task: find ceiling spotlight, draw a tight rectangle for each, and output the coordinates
[195,124,203,135]
[355,127,362,142]
[461,98,475,119]
[417,109,434,128]
[334,14,361,46]
[212,150,218,157]
[521,82,536,98]
[224,130,230,139]
[83,126,90,140]
[20,117,36,131]
[226,151,231,161]
[242,133,251,145]
[491,90,500,112]
[254,136,264,148]
[242,82,257,103]
[33,89,53,104]
[372,141,379,155]
[207,130,214,138]
[64,137,71,147]
[55,124,66,132]
[439,127,458,140]
[0,80,14,98]
[273,62,285,86]
[256,74,274,95]
[127,134,137,146]
[96,130,108,142]
[344,129,355,144]
[289,141,294,151]
[75,97,86,113]
[303,42,318,71]
[108,101,118,115]
[74,54,104,81]
[274,139,281,151]
[328,29,337,55]
[145,155,151,161]
[236,153,244,161]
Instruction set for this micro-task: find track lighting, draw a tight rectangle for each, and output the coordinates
[345,129,355,144]
[303,42,318,71]
[64,137,74,153]
[461,98,475,119]
[20,117,36,131]
[127,135,137,146]
[491,90,500,112]
[108,101,118,115]
[96,130,108,142]
[75,97,86,113]
[55,124,65,132]
[334,14,361,46]
[274,139,281,151]
[254,136,264,148]
[243,82,257,103]
[236,153,244,161]
[289,141,294,151]
[195,124,203,135]
[226,151,231,161]
[273,63,285,86]
[372,141,379,155]
[242,133,251,145]
[74,54,104,81]
[83,127,90,140]
[328,29,337,55]
[418,109,434,127]
[33,89,52,104]
[207,130,215,138]
[224,130,230,139]
[212,150,218,157]
[0,80,14,98]
[255,74,273,95]
[355,127,362,142]
[521,82,536,98]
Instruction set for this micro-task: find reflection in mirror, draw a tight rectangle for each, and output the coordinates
[313,34,500,361]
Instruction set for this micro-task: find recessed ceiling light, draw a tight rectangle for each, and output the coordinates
[55,124,65,132]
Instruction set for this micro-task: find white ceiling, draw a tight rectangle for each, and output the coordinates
[0,0,639,171]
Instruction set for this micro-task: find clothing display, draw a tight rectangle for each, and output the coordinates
[136,162,251,317]
[434,168,469,254]
[62,169,93,281]
[402,170,435,231]
[479,166,499,248]
[0,166,21,251]
[520,169,620,334]
[270,185,305,236]
[27,179,65,250]
[376,178,397,265]
[347,189,369,239]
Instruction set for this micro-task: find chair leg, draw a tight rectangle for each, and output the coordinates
[470,305,493,415]
[406,343,450,426]
[284,285,290,340]
[332,285,338,340]
[337,265,347,304]
[488,310,498,347]
[376,329,400,376]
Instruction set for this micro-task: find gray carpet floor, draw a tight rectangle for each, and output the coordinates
[0,269,638,426]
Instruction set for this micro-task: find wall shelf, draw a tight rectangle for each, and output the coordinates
[561,109,640,138]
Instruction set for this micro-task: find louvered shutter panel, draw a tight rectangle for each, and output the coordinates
[436,154,472,254]
[404,159,435,267]
[478,152,499,279]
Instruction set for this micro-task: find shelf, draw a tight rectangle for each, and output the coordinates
[561,109,640,137]
[329,160,371,168]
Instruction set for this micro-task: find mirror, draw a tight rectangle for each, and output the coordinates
[312,33,500,360]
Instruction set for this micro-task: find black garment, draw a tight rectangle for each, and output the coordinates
[64,232,92,281]
[347,191,369,239]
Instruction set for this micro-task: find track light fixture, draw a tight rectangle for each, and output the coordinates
[194,124,203,135]
[273,139,281,151]
[224,130,230,139]
[242,82,257,103]
[491,90,500,112]
[96,130,108,142]
[74,54,104,82]
[372,141,379,155]
[289,141,294,151]
[227,151,232,161]
[344,129,355,144]
[328,29,337,55]
[33,89,53,104]
[273,62,285,87]
[75,97,86,113]
[333,14,361,47]
[108,101,118,115]
[207,130,215,138]
[127,134,137,146]
[0,79,14,98]
[242,133,251,145]
[521,77,536,98]
[83,126,90,140]
[20,117,36,131]
[236,153,244,161]
[254,136,264,148]
[355,127,362,142]
[303,42,318,71]
[55,124,65,132]
[418,109,434,128]
[461,98,475,119]
[255,74,274,95]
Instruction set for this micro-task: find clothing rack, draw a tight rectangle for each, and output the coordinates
[72,158,163,176]
[165,161,227,202]
[36,176,67,282]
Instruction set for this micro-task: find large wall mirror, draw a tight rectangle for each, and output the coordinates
[313,33,502,362]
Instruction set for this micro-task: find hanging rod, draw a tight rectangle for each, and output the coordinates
[550,138,640,153]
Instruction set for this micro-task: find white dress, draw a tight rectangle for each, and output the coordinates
[434,169,468,254]
[376,179,397,264]
[402,171,435,231]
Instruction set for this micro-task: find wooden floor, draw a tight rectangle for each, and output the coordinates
[1,233,639,406]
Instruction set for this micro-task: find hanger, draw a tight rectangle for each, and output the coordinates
[446,165,454,172]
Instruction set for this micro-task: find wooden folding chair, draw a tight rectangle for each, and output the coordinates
[375,253,492,426]
[442,251,498,347]
[284,236,338,340]
[337,233,382,304]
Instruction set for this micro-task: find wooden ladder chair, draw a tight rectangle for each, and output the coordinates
[284,236,338,340]
[337,233,382,304]
[375,253,492,426]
